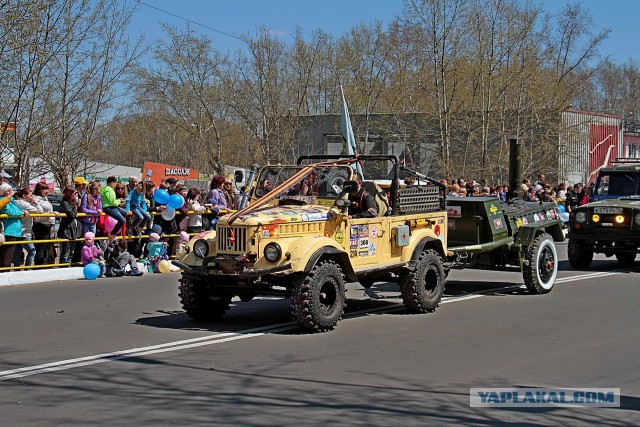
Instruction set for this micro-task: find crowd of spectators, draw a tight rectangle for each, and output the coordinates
[0,173,240,270]
[440,173,591,212]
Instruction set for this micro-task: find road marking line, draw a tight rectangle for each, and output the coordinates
[0,269,631,382]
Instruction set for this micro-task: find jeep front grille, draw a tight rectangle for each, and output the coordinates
[217,226,248,253]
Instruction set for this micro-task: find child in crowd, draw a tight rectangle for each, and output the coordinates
[146,232,168,273]
[81,232,106,278]
[176,231,190,258]
[126,181,151,235]
[105,237,143,276]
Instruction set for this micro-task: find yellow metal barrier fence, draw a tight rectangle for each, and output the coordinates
[0,209,229,272]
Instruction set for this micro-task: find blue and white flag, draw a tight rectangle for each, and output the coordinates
[340,85,364,178]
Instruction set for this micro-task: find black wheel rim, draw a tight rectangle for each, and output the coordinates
[318,278,338,316]
[538,245,555,283]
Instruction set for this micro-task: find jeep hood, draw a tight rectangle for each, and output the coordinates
[219,204,333,226]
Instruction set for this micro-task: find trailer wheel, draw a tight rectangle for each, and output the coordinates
[615,252,636,266]
[291,260,346,332]
[523,233,557,294]
[567,239,593,268]
[179,273,232,320]
[399,250,445,313]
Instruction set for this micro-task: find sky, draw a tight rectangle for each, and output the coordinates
[130,0,640,65]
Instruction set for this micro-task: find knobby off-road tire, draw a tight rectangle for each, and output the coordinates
[567,239,594,269]
[291,260,346,332]
[399,249,445,313]
[523,233,558,294]
[179,272,232,320]
[615,252,636,266]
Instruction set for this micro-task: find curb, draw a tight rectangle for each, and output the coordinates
[0,262,153,287]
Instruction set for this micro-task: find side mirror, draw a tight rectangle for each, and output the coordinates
[234,170,244,183]
[342,180,358,194]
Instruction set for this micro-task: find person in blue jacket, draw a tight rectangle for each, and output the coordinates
[0,183,29,268]
[126,181,150,235]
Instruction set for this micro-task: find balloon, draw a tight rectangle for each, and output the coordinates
[151,224,163,234]
[179,231,189,241]
[560,212,570,223]
[154,189,170,204]
[83,263,101,280]
[161,207,176,220]
[168,194,185,209]
[104,216,117,233]
[557,204,565,213]
[158,260,171,274]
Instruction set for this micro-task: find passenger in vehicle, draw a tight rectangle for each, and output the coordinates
[345,174,377,219]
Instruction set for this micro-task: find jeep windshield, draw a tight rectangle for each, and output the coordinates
[252,165,352,200]
[594,172,640,200]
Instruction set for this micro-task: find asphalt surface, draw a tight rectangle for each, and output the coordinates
[1,242,639,425]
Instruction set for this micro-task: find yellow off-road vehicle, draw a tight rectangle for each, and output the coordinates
[173,155,448,332]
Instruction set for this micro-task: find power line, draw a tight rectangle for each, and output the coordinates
[137,1,246,43]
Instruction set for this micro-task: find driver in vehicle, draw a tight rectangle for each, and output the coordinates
[345,173,377,219]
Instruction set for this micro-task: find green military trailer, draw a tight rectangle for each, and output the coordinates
[443,196,564,293]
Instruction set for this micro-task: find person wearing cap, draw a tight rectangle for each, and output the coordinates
[0,183,30,268]
[73,176,89,209]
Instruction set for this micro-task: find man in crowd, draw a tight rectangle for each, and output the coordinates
[127,175,139,194]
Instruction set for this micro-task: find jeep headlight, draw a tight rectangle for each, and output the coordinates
[635,213,640,225]
[575,211,587,223]
[263,242,282,263]
[193,239,209,258]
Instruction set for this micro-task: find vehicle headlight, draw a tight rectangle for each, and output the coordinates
[263,242,282,262]
[575,211,587,223]
[592,214,600,223]
[634,213,640,225]
[193,239,209,258]
[615,215,625,224]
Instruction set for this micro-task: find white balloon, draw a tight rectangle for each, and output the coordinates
[560,212,570,222]
[162,207,176,220]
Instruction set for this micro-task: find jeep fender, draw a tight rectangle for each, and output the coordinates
[401,229,445,263]
[287,236,356,281]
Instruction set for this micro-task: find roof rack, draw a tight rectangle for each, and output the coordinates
[612,157,640,164]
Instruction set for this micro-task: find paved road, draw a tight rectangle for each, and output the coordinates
[1,242,639,425]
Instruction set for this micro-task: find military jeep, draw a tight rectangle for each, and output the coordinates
[173,155,448,332]
[568,159,640,268]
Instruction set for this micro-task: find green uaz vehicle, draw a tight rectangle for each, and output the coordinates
[568,159,640,268]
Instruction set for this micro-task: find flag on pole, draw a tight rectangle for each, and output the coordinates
[339,85,364,178]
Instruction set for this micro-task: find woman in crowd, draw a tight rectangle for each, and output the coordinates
[0,184,29,268]
[80,181,102,236]
[32,182,59,265]
[12,188,43,267]
[207,176,228,209]
[57,186,81,265]
[223,177,235,210]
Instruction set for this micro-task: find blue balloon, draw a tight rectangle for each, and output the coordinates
[560,212,570,223]
[168,193,185,209]
[83,263,101,280]
[154,189,170,204]
[557,204,565,213]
